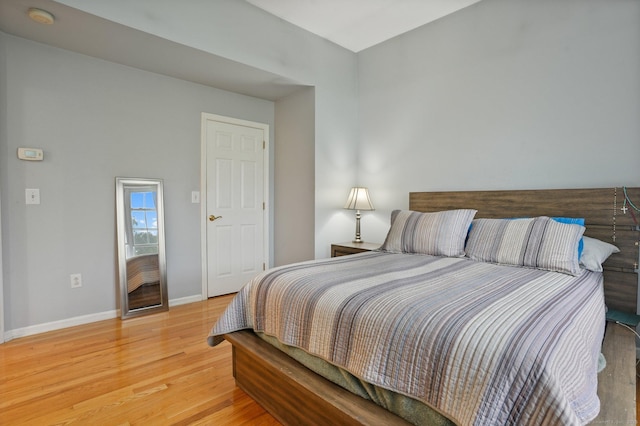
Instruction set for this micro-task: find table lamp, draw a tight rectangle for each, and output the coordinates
[344,187,374,243]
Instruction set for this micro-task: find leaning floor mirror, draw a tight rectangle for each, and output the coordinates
[115,177,168,319]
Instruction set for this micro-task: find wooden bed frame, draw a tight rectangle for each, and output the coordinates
[223,187,640,425]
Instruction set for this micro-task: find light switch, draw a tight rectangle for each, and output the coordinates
[191,191,200,203]
[25,188,40,205]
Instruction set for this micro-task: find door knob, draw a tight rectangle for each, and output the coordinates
[209,215,222,222]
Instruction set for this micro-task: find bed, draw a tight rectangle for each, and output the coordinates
[126,253,160,294]
[208,187,640,425]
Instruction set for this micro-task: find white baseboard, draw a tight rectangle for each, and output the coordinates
[3,294,205,342]
[169,294,204,307]
[4,309,118,342]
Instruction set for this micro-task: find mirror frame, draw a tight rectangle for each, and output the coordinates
[115,177,168,319]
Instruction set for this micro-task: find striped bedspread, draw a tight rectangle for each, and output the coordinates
[126,254,160,293]
[208,251,605,425]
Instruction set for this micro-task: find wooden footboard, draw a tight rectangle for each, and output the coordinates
[225,324,635,426]
[223,330,412,426]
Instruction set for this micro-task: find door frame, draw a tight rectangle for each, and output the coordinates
[200,113,270,300]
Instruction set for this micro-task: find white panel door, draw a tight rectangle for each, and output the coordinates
[203,116,266,297]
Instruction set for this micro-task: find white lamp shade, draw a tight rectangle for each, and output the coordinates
[344,187,374,211]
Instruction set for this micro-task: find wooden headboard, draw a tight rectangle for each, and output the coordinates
[410,187,640,314]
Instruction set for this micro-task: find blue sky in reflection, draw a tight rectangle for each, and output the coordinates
[131,191,158,241]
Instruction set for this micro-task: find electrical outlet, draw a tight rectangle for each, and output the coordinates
[70,273,82,288]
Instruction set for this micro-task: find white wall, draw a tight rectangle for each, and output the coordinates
[53,0,360,259]
[274,88,316,266]
[0,31,6,342]
[1,34,274,331]
[1,1,359,334]
[357,0,640,243]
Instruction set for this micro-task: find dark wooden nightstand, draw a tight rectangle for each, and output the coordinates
[331,242,380,257]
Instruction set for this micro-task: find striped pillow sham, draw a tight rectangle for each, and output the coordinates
[465,216,585,275]
[380,209,477,257]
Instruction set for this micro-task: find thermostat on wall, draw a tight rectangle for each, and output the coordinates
[17,147,44,161]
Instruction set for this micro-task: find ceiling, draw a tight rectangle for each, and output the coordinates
[246,0,482,52]
[0,0,305,100]
[0,0,481,100]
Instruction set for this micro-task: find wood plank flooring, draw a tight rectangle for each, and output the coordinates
[0,295,280,425]
[1,295,638,425]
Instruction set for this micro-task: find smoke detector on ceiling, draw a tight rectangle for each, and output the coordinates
[27,8,55,25]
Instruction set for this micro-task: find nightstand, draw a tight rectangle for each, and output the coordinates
[331,242,380,257]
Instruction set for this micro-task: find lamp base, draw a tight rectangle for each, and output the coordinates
[353,210,364,244]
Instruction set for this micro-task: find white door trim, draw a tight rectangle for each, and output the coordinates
[200,113,270,300]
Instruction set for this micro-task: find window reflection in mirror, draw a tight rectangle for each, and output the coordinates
[116,178,168,319]
[127,188,158,256]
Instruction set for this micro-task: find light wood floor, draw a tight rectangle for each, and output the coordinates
[0,295,280,425]
[1,296,638,425]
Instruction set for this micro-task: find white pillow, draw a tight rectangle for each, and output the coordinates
[580,236,620,272]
